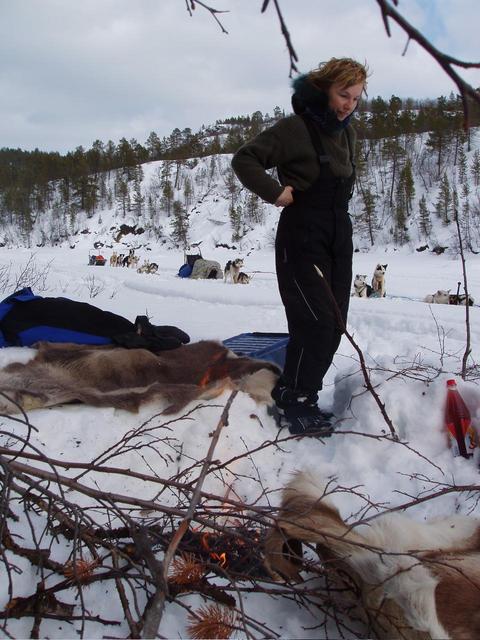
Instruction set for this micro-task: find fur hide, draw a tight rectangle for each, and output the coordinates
[264,471,480,640]
[0,340,280,414]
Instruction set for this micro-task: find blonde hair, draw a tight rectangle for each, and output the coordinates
[308,58,369,93]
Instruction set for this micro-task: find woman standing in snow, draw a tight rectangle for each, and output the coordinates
[232,57,367,436]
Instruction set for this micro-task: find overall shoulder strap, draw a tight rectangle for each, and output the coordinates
[300,115,330,165]
[344,127,356,171]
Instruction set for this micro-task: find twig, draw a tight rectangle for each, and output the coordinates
[185,0,229,33]
[140,389,238,638]
[375,0,480,128]
[313,264,399,441]
[452,198,473,379]
[261,0,299,76]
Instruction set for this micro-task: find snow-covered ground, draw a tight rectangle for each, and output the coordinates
[1,245,480,639]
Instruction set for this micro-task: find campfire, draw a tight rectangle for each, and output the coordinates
[166,526,270,578]
[198,351,230,388]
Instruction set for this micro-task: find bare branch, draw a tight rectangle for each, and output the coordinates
[452,196,473,379]
[261,0,299,76]
[313,264,399,441]
[186,0,229,34]
[375,0,480,128]
[140,389,238,638]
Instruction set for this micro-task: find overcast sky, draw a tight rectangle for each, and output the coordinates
[1,0,479,153]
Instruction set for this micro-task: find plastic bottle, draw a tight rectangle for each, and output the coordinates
[445,379,476,458]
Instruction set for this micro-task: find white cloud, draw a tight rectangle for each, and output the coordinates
[0,0,479,152]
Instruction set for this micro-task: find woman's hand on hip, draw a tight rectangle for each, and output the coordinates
[275,186,294,207]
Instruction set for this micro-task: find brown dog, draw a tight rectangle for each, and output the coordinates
[265,471,480,640]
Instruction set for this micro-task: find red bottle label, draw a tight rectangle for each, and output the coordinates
[446,418,476,457]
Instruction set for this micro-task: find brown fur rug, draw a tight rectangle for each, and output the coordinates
[0,340,280,414]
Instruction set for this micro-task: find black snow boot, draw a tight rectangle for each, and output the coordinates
[270,381,334,436]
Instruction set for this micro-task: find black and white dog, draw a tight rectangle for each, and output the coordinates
[449,292,475,306]
[236,271,250,284]
[224,258,244,284]
[352,274,372,298]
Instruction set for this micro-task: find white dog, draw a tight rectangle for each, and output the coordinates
[424,289,450,304]
[371,263,387,297]
[224,258,244,283]
[265,470,480,640]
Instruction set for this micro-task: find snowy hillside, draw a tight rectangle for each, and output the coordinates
[1,126,479,261]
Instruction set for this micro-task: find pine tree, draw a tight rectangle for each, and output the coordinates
[386,95,402,137]
[84,140,104,178]
[418,195,432,239]
[425,96,455,178]
[183,176,193,209]
[436,174,451,224]
[381,138,405,208]
[369,96,388,138]
[208,156,217,185]
[460,182,473,250]
[171,199,189,247]
[400,159,415,217]
[117,138,136,180]
[229,204,244,242]
[145,131,163,160]
[115,173,130,217]
[247,111,264,138]
[457,146,467,184]
[223,167,239,209]
[162,180,174,216]
[359,187,377,246]
[245,192,263,224]
[104,140,116,176]
[472,150,480,187]
[131,166,145,218]
[393,174,409,245]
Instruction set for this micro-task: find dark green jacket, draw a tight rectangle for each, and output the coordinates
[231,114,356,205]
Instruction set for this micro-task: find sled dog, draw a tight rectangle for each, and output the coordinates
[224,258,244,283]
[424,289,450,304]
[236,271,250,284]
[371,263,387,297]
[352,274,372,298]
[264,470,480,640]
[449,293,474,306]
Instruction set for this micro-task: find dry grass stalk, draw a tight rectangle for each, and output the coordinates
[168,552,205,585]
[187,603,236,639]
[63,557,99,583]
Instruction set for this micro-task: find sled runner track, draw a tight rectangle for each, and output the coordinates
[122,279,281,308]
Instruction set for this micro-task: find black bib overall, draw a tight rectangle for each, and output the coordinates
[275,121,355,392]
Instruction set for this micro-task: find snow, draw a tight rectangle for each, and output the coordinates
[1,244,480,639]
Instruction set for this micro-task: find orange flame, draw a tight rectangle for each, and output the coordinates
[200,531,228,567]
[198,352,226,387]
[210,552,227,568]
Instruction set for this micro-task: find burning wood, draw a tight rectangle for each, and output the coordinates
[198,351,230,388]
[174,526,269,578]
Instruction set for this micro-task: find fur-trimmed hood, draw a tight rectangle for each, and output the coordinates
[291,73,329,115]
[291,73,352,132]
